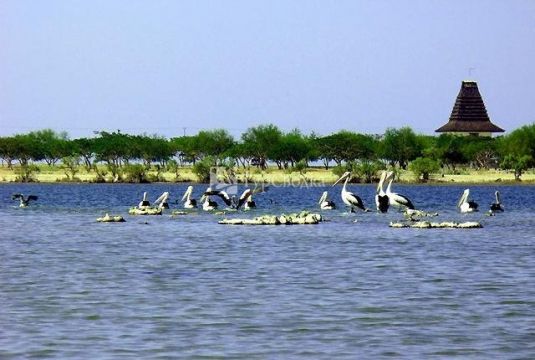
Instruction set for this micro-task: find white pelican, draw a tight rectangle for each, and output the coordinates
[181,186,197,209]
[318,191,336,210]
[203,189,234,208]
[12,194,38,207]
[154,191,170,209]
[199,188,218,211]
[138,192,150,208]
[332,171,367,212]
[236,189,256,210]
[375,171,389,213]
[490,191,504,212]
[458,189,479,213]
[385,172,415,210]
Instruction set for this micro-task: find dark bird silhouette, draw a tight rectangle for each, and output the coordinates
[12,194,38,207]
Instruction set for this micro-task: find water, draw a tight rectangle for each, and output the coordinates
[1,183,534,359]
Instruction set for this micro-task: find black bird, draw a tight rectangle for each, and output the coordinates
[12,194,38,207]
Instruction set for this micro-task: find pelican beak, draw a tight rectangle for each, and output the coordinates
[458,189,468,207]
[376,171,386,193]
[181,187,190,201]
[332,172,350,187]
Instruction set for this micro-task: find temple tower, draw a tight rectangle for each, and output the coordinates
[435,81,504,137]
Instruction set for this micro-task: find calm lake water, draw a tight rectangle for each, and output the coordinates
[1,183,534,359]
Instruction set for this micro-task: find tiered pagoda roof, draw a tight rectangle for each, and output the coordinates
[436,81,504,134]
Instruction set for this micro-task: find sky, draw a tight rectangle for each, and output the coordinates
[1,0,534,139]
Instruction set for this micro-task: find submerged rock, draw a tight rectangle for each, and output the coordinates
[128,207,162,216]
[403,209,439,221]
[219,211,323,225]
[97,213,126,223]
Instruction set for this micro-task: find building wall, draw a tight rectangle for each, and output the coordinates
[443,132,493,137]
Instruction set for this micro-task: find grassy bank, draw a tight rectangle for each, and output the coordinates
[2,164,535,185]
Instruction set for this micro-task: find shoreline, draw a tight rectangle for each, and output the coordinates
[1,166,534,185]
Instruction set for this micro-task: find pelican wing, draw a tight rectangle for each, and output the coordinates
[391,193,415,209]
[204,190,234,207]
[347,192,365,211]
[12,193,23,200]
[27,195,38,202]
[236,189,252,209]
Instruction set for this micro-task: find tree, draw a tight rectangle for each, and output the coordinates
[195,129,235,162]
[433,134,467,171]
[192,156,215,182]
[271,130,311,169]
[93,131,135,180]
[500,154,532,181]
[29,129,70,166]
[170,136,201,165]
[73,138,96,172]
[0,136,18,168]
[409,157,440,182]
[497,123,535,180]
[134,134,173,168]
[241,124,282,169]
[380,127,421,169]
[317,131,378,167]
[498,123,535,159]
[61,156,81,181]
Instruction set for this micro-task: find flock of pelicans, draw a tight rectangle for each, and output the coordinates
[11,170,504,215]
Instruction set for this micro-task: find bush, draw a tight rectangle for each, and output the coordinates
[192,156,215,183]
[500,154,532,181]
[14,164,40,182]
[123,164,151,183]
[409,157,440,182]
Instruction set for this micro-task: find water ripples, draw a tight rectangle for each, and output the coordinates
[1,183,535,358]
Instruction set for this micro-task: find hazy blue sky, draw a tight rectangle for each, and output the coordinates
[1,0,534,138]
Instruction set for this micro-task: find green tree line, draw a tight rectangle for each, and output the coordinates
[0,123,534,182]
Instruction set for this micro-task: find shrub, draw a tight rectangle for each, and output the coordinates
[409,157,440,182]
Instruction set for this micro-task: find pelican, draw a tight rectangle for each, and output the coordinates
[318,191,336,210]
[199,188,218,211]
[138,192,150,208]
[154,191,170,209]
[375,171,389,213]
[181,186,197,209]
[203,189,234,208]
[385,172,415,210]
[12,194,38,207]
[458,189,478,213]
[489,191,504,212]
[235,189,255,210]
[332,171,367,212]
